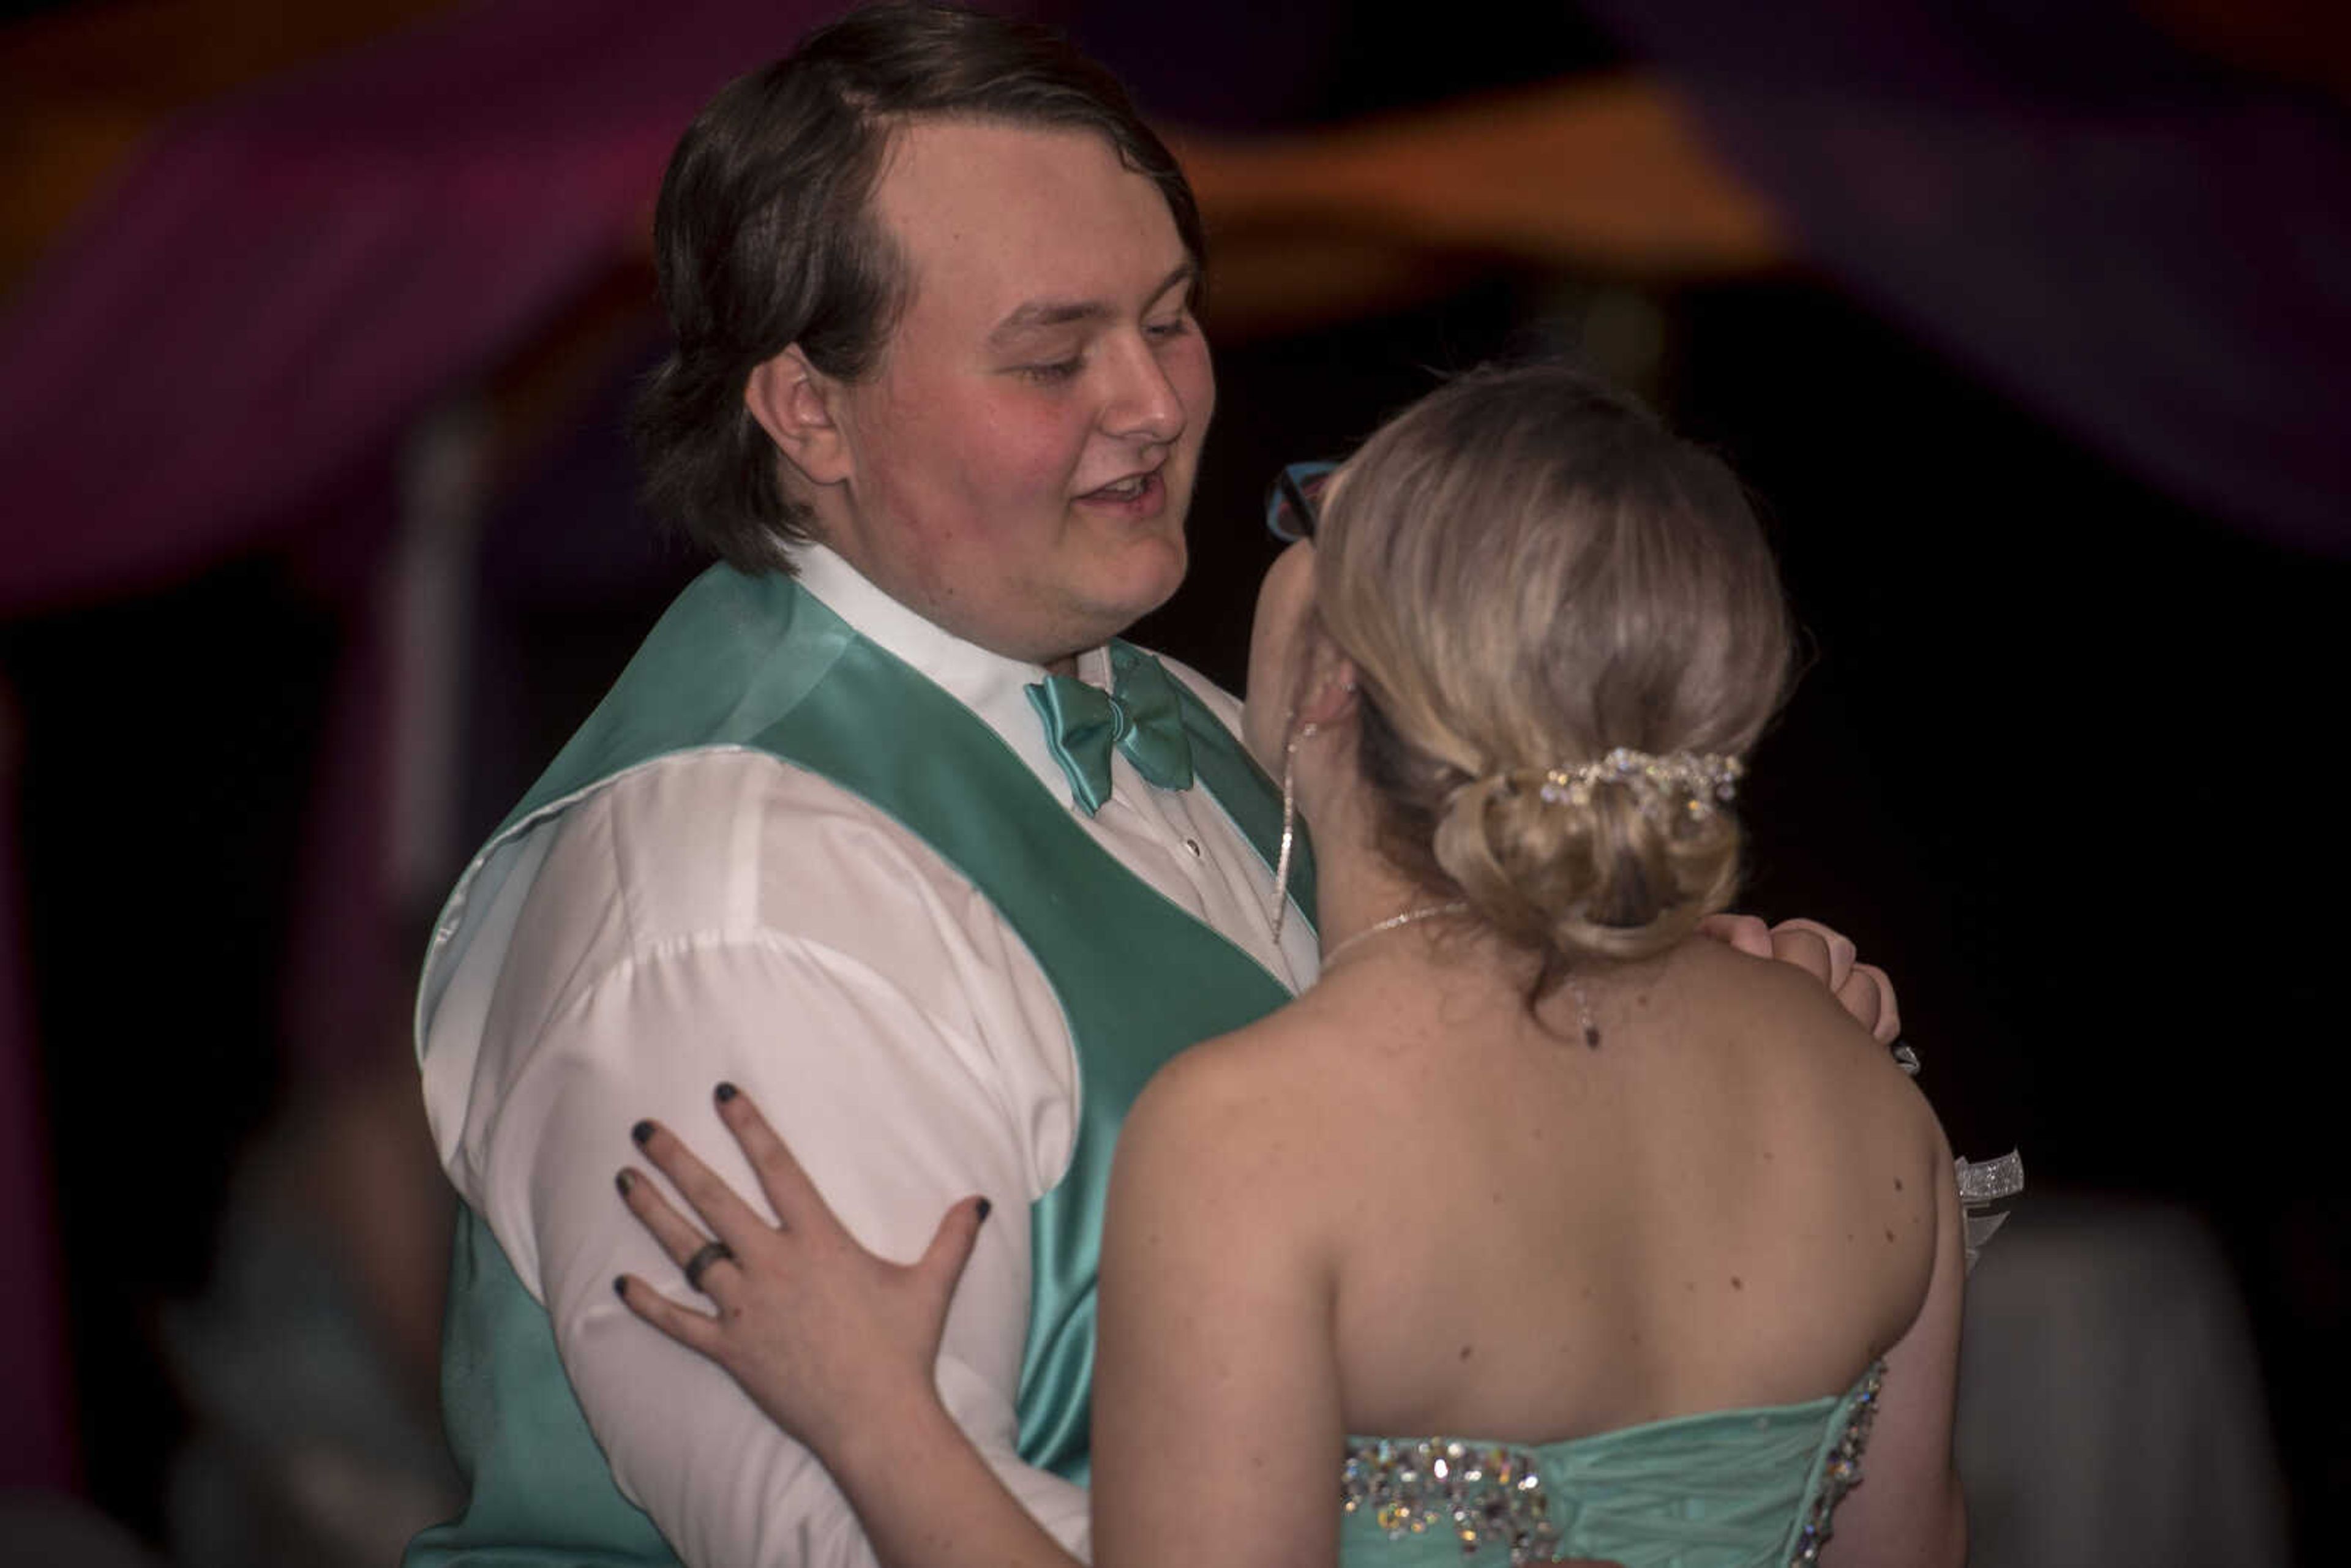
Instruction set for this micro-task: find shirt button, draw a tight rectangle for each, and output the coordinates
[1182,837,1202,858]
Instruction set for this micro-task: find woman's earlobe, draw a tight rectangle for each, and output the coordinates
[1297,652,1361,728]
[745,346,851,487]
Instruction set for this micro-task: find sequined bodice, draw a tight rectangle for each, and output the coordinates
[1338,1363,1884,1568]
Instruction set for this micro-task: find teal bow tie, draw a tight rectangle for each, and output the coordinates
[1025,644,1196,815]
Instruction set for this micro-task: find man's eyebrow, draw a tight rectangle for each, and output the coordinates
[986,262,1198,345]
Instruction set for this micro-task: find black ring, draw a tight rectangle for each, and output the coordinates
[683,1239,735,1293]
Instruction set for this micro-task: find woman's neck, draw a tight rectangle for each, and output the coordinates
[1306,782,1463,969]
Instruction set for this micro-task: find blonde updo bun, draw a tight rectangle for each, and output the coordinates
[1430,762,1743,964]
[1315,364,1791,988]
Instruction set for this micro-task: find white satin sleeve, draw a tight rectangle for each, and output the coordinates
[429,748,1093,1567]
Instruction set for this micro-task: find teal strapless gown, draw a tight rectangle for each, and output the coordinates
[1338,1362,1883,1568]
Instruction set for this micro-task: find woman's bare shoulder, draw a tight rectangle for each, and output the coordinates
[1652,939,1948,1356]
[1667,936,1909,1062]
[1650,937,1943,1147]
[1125,1003,1336,1148]
[1111,995,1390,1232]
[1100,1005,1370,1317]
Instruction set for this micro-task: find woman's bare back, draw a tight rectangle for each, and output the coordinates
[1177,933,1947,1447]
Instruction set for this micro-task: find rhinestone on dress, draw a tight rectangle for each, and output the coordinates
[1787,1361,1887,1566]
[1340,1436,1562,1565]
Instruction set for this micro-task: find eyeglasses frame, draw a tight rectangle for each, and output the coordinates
[1264,459,1339,544]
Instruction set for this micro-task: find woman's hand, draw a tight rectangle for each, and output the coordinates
[1698,913,1901,1043]
[613,1083,992,1468]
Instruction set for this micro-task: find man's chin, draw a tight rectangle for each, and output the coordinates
[1105,543,1189,628]
[1046,583,1180,664]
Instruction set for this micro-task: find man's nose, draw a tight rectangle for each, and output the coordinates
[1100,334,1185,444]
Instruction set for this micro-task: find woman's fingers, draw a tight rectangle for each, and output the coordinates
[913,1195,992,1307]
[1831,966,1883,1037]
[613,1273,726,1359]
[616,1093,860,1310]
[1764,921,1905,1043]
[1708,916,1906,1045]
[1847,962,1902,1043]
[629,1116,772,1255]
[1770,918,1856,991]
[1696,911,1775,959]
[1756,921,1837,991]
[614,1164,743,1297]
[711,1083,835,1237]
[608,1148,1002,1462]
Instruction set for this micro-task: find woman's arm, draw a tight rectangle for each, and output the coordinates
[617,1088,1083,1568]
[618,1059,1349,1568]
[1818,1120,1968,1567]
[1092,1045,1348,1568]
[620,1080,1617,1568]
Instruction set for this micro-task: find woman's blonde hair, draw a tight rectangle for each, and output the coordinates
[1313,364,1793,992]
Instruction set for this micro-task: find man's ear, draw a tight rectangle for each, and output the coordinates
[744,345,852,489]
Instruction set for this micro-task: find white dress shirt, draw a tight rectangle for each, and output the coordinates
[418,545,1319,1567]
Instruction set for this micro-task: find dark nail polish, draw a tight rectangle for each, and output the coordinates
[631,1119,654,1146]
[714,1081,738,1103]
[976,1198,992,1223]
[615,1169,634,1196]
[613,1276,628,1299]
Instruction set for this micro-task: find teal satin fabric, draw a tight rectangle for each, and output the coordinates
[1338,1367,1883,1568]
[410,565,1312,1564]
[1025,642,1197,814]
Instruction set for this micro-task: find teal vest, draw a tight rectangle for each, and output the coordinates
[408,566,1313,1566]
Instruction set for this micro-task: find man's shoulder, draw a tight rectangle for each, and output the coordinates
[534,748,982,953]
[437,744,1064,1108]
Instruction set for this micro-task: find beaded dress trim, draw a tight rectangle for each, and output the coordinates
[1787,1360,1886,1565]
[1338,1361,1888,1567]
[1340,1439,1559,1564]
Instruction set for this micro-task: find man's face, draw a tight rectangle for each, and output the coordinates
[812,119,1213,667]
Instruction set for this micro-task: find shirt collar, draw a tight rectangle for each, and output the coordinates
[790,543,1116,801]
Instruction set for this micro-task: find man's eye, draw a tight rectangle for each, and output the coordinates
[1144,313,1191,342]
[1021,358,1084,383]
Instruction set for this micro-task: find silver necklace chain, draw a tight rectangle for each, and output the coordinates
[1317,901,1472,967]
[1316,900,1602,1047]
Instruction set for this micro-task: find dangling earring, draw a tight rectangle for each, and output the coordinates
[1270,719,1321,942]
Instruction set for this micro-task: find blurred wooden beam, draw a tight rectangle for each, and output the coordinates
[1176,74,1790,342]
[0,0,460,296]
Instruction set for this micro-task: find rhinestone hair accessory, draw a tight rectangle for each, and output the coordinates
[1521,748,1744,822]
